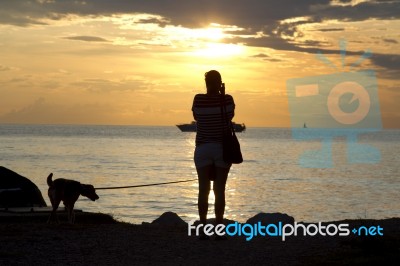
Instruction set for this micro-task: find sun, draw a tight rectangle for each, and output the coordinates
[167,23,245,58]
[192,26,224,41]
[190,25,244,57]
[169,24,225,42]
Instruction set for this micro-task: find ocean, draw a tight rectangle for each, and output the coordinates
[1,124,399,224]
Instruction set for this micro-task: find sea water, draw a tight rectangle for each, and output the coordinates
[0,124,399,224]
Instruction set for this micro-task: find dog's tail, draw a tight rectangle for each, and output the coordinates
[47,173,54,187]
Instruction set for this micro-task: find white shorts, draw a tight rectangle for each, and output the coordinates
[194,143,231,169]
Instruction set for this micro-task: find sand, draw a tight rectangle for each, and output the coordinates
[0,212,399,265]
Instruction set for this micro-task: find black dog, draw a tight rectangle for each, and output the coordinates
[47,173,99,224]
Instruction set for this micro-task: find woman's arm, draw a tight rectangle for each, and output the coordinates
[192,95,198,120]
[227,95,235,120]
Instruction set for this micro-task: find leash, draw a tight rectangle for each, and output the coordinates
[95,178,197,190]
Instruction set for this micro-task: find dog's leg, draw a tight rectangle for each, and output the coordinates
[71,209,75,224]
[48,199,61,224]
[65,203,76,224]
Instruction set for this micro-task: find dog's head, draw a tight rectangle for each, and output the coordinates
[81,184,99,201]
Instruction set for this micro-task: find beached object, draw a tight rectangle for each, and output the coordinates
[151,211,187,226]
[0,166,47,208]
[246,212,295,225]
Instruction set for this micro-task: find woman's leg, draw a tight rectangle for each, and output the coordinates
[213,167,229,224]
[196,165,212,224]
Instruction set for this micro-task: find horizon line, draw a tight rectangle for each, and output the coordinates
[1,122,399,129]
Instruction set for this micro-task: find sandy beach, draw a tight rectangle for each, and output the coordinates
[0,211,399,266]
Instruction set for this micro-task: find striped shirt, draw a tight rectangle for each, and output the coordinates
[192,94,235,146]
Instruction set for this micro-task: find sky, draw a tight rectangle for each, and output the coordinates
[0,0,399,127]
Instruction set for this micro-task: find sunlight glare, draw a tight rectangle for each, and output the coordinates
[176,25,225,41]
[196,27,224,41]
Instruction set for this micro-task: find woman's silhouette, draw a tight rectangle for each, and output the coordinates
[192,70,235,239]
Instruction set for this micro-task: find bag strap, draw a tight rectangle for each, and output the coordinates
[220,94,235,136]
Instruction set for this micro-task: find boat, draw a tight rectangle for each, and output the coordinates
[176,121,246,132]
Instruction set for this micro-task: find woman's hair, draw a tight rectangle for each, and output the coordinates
[205,70,222,89]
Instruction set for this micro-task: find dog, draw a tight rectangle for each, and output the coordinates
[47,173,99,224]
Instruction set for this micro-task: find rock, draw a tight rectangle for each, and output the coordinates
[151,212,187,226]
[0,166,47,208]
[246,212,295,225]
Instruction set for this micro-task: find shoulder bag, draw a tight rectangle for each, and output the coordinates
[220,95,243,164]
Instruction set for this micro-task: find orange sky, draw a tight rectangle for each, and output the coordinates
[0,1,399,127]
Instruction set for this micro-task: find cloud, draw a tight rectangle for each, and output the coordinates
[383,38,398,44]
[62,35,109,42]
[311,0,400,22]
[0,97,121,124]
[0,64,18,72]
[250,53,283,62]
[371,54,400,70]
[70,77,153,92]
[370,53,400,79]
[1,0,399,28]
[0,12,48,27]
[1,1,399,49]
[315,28,345,32]
[1,0,399,71]
[136,16,171,28]
[0,65,12,71]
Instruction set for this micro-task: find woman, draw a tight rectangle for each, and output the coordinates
[192,70,235,237]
